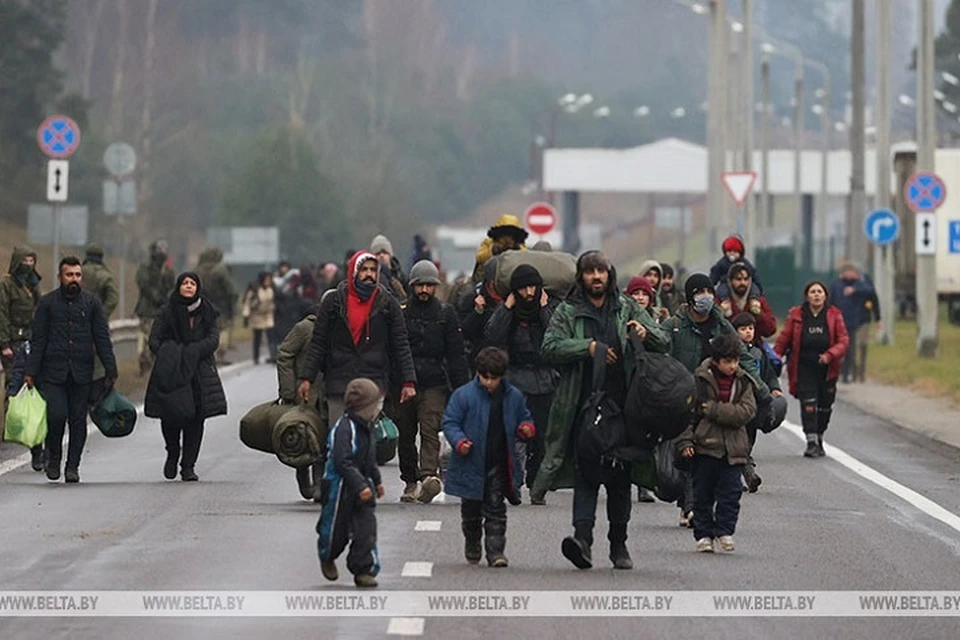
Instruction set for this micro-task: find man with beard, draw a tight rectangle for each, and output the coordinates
[0,246,43,469]
[534,251,670,570]
[484,264,557,504]
[135,240,175,376]
[457,260,502,370]
[394,260,469,503]
[659,263,683,316]
[371,235,409,304]
[298,251,417,466]
[26,257,117,483]
[716,262,777,338]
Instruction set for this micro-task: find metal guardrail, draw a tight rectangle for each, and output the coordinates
[109,319,140,344]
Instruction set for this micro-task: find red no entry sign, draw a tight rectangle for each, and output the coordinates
[524,202,557,235]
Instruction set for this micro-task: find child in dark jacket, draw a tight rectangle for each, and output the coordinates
[316,378,385,588]
[709,235,763,293]
[677,333,757,554]
[443,347,535,567]
[731,313,788,493]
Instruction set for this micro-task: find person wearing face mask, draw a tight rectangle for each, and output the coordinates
[144,272,227,481]
[774,281,849,458]
[0,246,43,469]
[25,257,117,484]
[662,273,770,526]
[709,235,763,293]
[394,260,469,503]
[135,240,176,377]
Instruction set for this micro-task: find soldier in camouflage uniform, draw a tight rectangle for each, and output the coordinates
[0,246,43,469]
[196,247,237,364]
[81,244,119,318]
[134,240,175,376]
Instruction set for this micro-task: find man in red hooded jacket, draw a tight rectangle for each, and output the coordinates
[299,251,417,463]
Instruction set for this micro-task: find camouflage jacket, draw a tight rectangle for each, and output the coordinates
[81,258,119,318]
[0,246,41,350]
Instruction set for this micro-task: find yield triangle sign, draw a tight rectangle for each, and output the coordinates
[721,171,758,206]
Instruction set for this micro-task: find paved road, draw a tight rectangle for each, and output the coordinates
[1,365,959,639]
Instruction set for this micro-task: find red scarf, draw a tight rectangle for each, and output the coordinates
[711,365,735,402]
[346,250,379,346]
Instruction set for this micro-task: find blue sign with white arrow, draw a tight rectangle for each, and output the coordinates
[864,209,900,246]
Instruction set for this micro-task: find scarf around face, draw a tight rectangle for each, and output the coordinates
[346,251,379,346]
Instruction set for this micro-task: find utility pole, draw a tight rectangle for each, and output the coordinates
[707,0,729,253]
[818,82,830,268]
[875,0,895,345]
[760,54,771,229]
[916,0,938,357]
[742,0,756,252]
[850,0,868,267]
[793,66,804,242]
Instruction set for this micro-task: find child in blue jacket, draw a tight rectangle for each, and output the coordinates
[443,347,535,568]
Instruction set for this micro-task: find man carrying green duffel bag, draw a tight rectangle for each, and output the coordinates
[89,385,138,438]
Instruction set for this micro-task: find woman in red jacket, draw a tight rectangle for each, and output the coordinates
[774,281,850,458]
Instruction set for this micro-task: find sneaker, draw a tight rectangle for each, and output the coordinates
[30,448,45,472]
[530,494,547,506]
[637,487,656,503]
[417,476,442,504]
[561,536,593,570]
[609,543,633,570]
[64,467,80,484]
[696,538,715,553]
[181,468,199,482]
[321,559,338,581]
[464,538,482,565]
[163,455,178,480]
[400,481,419,503]
[488,556,509,568]
[45,462,61,482]
[716,535,735,552]
[354,574,378,588]
[803,442,819,458]
[679,511,694,528]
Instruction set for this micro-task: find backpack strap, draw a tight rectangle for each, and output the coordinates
[590,341,608,392]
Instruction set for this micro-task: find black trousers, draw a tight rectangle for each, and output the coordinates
[252,328,277,363]
[327,499,379,576]
[691,454,742,540]
[41,376,91,469]
[161,417,205,470]
[572,457,632,546]
[520,392,551,490]
[461,466,507,558]
[797,366,837,435]
[841,326,859,381]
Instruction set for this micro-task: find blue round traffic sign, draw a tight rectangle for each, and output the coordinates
[905,172,946,213]
[36,115,81,159]
[864,209,900,246]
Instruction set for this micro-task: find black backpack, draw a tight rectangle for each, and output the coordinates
[624,333,697,441]
[576,343,629,464]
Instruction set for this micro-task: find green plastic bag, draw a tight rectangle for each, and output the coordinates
[90,388,138,438]
[3,386,48,448]
[374,414,399,465]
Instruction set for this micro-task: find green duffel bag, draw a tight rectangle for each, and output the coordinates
[491,250,578,299]
[239,400,293,455]
[375,414,399,466]
[273,404,326,468]
[90,387,138,438]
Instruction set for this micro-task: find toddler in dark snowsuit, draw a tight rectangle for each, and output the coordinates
[316,378,384,588]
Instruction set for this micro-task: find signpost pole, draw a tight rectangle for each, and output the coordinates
[875,0,893,345]
[117,178,127,318]
[52,203,60,272]
[916,0,938,358]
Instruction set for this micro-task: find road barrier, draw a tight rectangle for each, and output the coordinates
[109,319,139,344]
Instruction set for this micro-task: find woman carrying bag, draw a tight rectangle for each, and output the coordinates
[145,272,227,481]
[774,281,849,458]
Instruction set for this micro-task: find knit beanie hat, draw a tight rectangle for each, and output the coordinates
[625,276,654,299]
[370,234,394,256]
[731,312,756,329]
[722,235,745,255]
[509,264,543,291]
[684,273,714,304]
[409,260,441,285]
[344,378,383,423]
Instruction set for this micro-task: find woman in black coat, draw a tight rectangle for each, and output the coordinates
[145,272,227,481]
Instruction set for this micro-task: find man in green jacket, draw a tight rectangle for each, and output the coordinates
[533,251,669,571]
[134,240,175,376]
[0,246,43,469]
[661,273,771,527]
[196,247,237,364]
[81,244,119,318]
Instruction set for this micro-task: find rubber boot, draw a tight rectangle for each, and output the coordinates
[608,524,633,570]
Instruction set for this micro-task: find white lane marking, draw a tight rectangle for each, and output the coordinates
[401,561,433,577]
[414,520,442,532]
[782,420,960,534]
[387,617,425,636]
[0,360,254,479]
